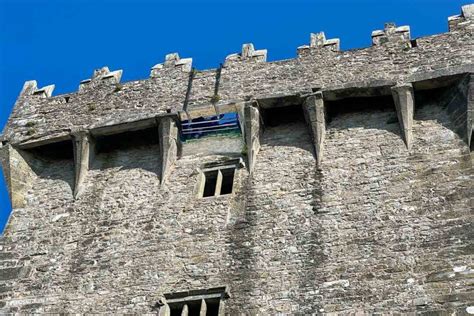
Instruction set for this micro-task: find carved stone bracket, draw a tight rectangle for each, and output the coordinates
[158,116,179,184]
[72,131,93,199]
[244,101,261,174]
[391,84,415,151]
[303,92,326,166]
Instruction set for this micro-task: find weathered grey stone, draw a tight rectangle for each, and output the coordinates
[468,74,473,148]
[33,84,55,98]
[391,83,414,150]
[199,299,206,316]
[151,53,193,77]
[225,43,267,64]
[79,66,123,92]
[158,116,178,184]
[462,4,474,19]
[244,102,260,173]
[0,145,34,208]
[303,92,326,165]
[0,4,472,315]
[72,131,92,198]
[0,267,24,281]
[371,22,411,46]
[158,303,170,316]
[441,74,473,149]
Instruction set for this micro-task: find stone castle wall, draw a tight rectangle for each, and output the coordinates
[0,4,472,314]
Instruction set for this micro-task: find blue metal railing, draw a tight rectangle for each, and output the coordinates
[180,112,241,142]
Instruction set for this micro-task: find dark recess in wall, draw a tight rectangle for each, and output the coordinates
[325,95,396,123]
[26,140,74,161]
[261,104,305,127]
[95,127,158,153]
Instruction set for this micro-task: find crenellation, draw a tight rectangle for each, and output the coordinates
[79,66,123,92]
[448,4,474,31]
[151,53,193,77]
[32,84,55,98]
[0,4,472,314]
[225,43,267,65]
[19,80,55,98]
[371,22,411,47]
[297,32,340,56]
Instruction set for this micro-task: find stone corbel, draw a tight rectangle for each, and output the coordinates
[303,92,326,166]
[72,131,93,199]
[0,144,33,209]
[158,116,179,185]
[244,101,261,174]
[391,84,415,151]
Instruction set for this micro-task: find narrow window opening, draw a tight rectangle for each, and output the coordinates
[169,305,181,315]
[187,301,202,315]
[410,39,418,48]
[206,299,220,315]
[64,96,70,103]
[220,169,234,195]
[203,170,218,197]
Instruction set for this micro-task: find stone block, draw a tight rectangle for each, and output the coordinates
[391,83,414,151]
[303,92,326,165]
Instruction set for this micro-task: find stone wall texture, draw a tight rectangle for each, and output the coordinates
[0,4,473,314]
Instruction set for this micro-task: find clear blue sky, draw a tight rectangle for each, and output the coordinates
[0,0,469,232]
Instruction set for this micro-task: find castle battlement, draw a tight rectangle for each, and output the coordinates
[1,4,473,150]
[0,4,472,315]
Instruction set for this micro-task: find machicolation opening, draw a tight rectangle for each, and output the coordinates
[326,95,397,126]
[92,127,160,173]
[95,127,158,154]
[261,103,305,127]
[20,140,76,196]
[26,140,74,161]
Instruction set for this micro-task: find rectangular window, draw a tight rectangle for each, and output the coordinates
[200,167,235,198]
[159,287,229,316]
[203,170,218,197]
[198,159,243,198]
[219,168,234,195]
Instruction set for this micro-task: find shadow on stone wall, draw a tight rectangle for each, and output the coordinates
[326,95,401,137]
[21,141,75,196]
[415,77,471,151]
[91,128,160,175]
[260,104,315,155]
